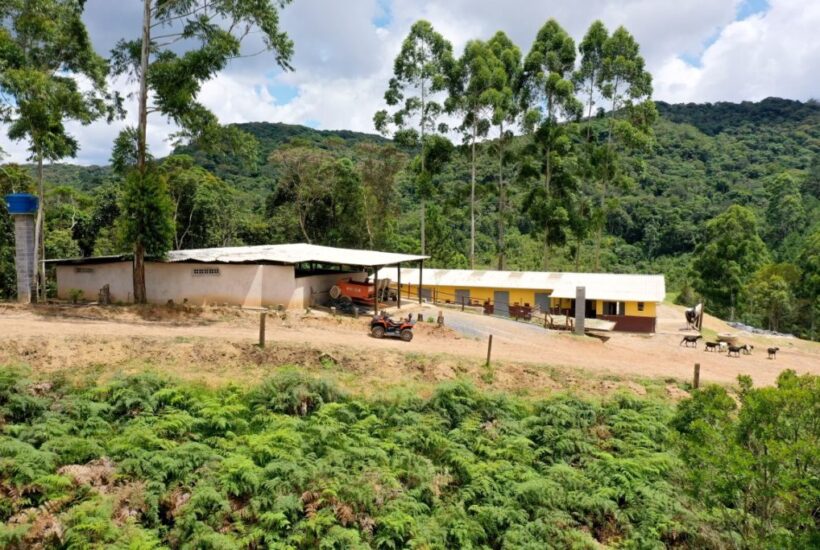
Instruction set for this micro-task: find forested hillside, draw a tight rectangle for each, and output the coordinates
[1,97,817,336]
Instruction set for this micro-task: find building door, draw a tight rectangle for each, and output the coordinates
[534,292,550,313]
[455,288,470,306]
[494,290,509,317]
[585,299,597,319]
[420,287,432,302]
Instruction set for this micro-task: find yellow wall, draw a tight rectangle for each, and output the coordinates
[401,284,545,307]
[397,283,656,318]
[625,300,655,318]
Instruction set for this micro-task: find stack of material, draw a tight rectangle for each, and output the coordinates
[98,284,111,305]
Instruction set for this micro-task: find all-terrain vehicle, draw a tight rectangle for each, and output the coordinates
[370,313,414,342]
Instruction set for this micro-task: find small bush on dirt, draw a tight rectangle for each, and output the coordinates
[248,369,345,416]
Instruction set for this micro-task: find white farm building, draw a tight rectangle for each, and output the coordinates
[51,244,427,309]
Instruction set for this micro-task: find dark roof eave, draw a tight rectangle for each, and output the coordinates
[46,254,133,266]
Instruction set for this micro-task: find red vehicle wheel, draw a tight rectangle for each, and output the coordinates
[371,325,386,338]
[400,329,413,342]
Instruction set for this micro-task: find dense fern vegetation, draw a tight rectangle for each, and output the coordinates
[0,366,816,548]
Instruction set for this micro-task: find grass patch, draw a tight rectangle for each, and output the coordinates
[701,326,719,341]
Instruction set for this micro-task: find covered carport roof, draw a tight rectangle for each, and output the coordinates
[48,244,427,268]
[165,243,427,267]
[378,267,666,303]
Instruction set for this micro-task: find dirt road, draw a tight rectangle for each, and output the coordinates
[0,302,817,388]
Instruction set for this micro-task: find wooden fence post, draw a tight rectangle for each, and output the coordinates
[259,312,267,348]
[693,363,700,389]
[486,334,493,367]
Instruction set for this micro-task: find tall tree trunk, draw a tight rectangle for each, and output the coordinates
[470,120,476,269]
[497,122,505,271]
[585,78,595,141]
[543,133,552,271]
[133,241,145,303]
[419,78,426,256]
[364,201,375,248]
[594,178,608,271]
[594,81,620,272]
[33,152,44,302]
[543,99,556,270]
[575,234,582,271]
[133,0,151,304]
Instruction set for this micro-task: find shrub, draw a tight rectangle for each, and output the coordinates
[68,288,84,304]
[247,370,345,416]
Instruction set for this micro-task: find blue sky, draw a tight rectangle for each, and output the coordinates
[1,0,817,165]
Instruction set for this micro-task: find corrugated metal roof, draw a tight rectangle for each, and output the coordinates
[377,267,666,303]
[548,272,666,302]
[166,243,427,267]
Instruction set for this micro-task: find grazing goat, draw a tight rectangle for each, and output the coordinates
[727,345,743,358]
[680,335,702,348]
[704,341,720,352]
[768,347,779,359]
[741,344,754,355]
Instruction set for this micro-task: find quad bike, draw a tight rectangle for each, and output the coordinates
[370,313,414,342]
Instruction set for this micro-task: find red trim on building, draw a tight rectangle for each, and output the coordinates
[599,315,656,333]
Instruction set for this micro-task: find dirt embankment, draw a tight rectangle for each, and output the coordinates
[0,302,817,397]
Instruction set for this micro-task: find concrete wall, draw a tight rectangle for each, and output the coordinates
[56,262,298,307]
[146,263,270,307]
[56,262,134,303]
[55,262,369,309]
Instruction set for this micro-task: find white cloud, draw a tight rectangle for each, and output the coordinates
[654,0,820,103]
[1,0,817,165]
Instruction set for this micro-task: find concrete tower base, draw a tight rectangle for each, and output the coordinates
[13,215,36,304]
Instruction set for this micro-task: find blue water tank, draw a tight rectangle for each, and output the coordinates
[4,193,39,215]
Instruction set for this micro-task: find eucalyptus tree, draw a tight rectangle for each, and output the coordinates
[591,25,656,269]
[0,0,116,300]
[374,20,454,255]
[574,21,607,139]
[447,39,498,268]
[356,142,406,250]
[519,19,581,269]
[111,0,294,303]
[486,31,521,270]
[568,194,593,270]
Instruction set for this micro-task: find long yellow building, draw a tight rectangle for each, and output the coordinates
[378,267,665,333]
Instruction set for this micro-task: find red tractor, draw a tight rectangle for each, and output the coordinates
[370,313,414,342]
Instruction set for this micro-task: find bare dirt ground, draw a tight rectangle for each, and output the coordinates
[0,300,817,397]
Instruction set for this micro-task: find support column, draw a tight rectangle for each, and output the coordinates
[418,259,424,304]
[574,286,586,336]
[396,263,401,309]
[373,267,379,315]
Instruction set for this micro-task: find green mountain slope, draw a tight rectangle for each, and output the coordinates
[2,98,818,335]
